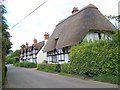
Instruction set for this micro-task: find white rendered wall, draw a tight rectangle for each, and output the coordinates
[84,31,111,41]
[64,54,69,63]
[36,51,46,64]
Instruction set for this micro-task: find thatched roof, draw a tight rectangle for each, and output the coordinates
[43,4,116,52]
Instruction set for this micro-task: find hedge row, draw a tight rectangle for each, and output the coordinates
[37,63,61,73]
[69,30,119,77]
[14,62,37,68]
[70,40,118,77]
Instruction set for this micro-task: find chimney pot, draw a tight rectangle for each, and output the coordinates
[33,38,37,44]
[44,32,49,40]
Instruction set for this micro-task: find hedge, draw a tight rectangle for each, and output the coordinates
[61,63,71,74]
[69,34,118,77]
[14,62,37,68]
[6,57,16,64]
[37,63,61,73]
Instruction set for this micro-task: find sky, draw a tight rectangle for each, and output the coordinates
[3,0,119,51]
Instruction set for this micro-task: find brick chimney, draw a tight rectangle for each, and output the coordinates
[44,32,49,40]
[72,7,79,14]
[33,38,37,44]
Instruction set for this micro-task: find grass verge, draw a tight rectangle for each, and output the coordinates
[93,73,119,85]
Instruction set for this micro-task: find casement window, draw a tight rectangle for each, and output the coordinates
[52,55,57,63]
[101,33,105,40]
[24,53,26,56]
[94,32,101,40]
[48,56,52,63]
[98,32,101,40]
[32,49,36,54]
[62,48,65,53]
[107,35,112,40]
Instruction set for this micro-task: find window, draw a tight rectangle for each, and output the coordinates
[107,35,112,40]
[62,48,65,53]
[101,33,105,40]
[52,55,57,63]
[94,32,101,40]
[98,32,101,40]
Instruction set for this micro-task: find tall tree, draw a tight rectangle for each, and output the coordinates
[0,3,12,85]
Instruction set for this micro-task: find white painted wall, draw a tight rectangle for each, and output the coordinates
[36,41,47,64]
[84,31,111,41]
[64,54,69,63]
[84,32,97,41]
[36,50,47,64]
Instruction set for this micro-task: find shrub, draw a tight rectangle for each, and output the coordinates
[69,31,119,77]
[6,57,16,64]
[14,62,37,68]
[14,62,20,66]
[61,63,71,74]
[37,63,46,70]
[22,62,37,68]
[37,63,61,73]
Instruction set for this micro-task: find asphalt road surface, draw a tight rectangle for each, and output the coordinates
[3,64,118,88]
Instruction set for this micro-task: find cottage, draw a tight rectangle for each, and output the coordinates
[20,32,49,64]
[43,4,116,64]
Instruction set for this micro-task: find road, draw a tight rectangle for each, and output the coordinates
[3,64,118,88]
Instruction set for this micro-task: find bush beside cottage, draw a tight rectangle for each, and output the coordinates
[14,62,37,68]
[37,63,61,73]
[69,39,118,77]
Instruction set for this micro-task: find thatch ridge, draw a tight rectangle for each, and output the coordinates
[56,4,98,26]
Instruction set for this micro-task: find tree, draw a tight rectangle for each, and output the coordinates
[0,3,12,85]
[20,44,26,49]
[6,50,20,64]
[105,15,120,29]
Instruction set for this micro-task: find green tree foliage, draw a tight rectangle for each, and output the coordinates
[105,15,119,22]
[1,5,12,54]
[105,15,120,29]
[0,4,12,85]
[6,50,20,64]
[20,44,25,49]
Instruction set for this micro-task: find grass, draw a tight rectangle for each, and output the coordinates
[37,69,118,85]
[37,69,91,80]
[59,72,91,80]
[93,73,118,85]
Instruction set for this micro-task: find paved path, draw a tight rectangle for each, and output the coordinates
[3,64,118,88]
